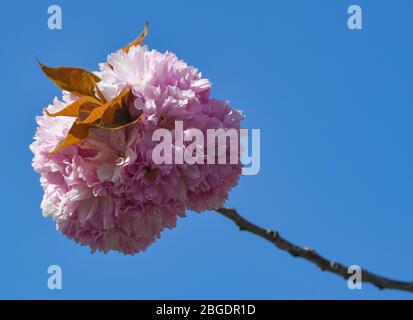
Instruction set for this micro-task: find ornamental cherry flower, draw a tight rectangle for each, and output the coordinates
[31,23,244,254]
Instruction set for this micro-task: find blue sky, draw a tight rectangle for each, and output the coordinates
[1,0,413,299]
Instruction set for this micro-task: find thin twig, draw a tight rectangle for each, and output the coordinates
[215,207,413,294]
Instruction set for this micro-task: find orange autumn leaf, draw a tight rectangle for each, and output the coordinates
[122,21,149,53]
[48,87,141,156]
[84,87,132,127]
[100,114,143,130]
[85,87,143,130]
[37,59,101,97]
[44,96,101,119]
[98,102,143,130]
[88,74,107,104]
[40,22,150,156]
[49,122,91,156]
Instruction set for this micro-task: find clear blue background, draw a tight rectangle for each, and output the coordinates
[1,0,412,299]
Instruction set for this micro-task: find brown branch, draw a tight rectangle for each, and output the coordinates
[215,207,413,294]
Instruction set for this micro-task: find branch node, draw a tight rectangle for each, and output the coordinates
[266,229,278,239]
[304,247,315,255]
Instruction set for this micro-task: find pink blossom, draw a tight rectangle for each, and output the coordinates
[31,45,244,254]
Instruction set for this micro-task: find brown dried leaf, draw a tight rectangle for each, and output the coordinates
[83,87,132,125]
[88,74,107,103]
[46,87,140,155]
[49,122,91,156]
[37,59,101,97]
[44,96,101,118]
[99,113,143,131]
[122,21,149,53]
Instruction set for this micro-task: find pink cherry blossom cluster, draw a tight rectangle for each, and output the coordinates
[31,45,244,254]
